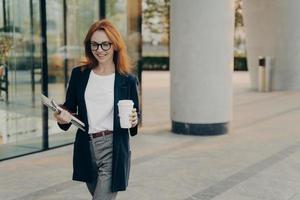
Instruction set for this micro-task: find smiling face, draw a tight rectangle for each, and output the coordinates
[90,30,114,65]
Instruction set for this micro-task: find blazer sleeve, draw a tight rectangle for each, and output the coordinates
[57,68,78,131]
[129,76,140,136]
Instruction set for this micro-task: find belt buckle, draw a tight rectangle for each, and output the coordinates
[101,131,105,137]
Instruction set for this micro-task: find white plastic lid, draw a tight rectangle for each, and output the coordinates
[117,100,134,106]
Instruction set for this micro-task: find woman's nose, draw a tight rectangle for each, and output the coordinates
[96,47,104,53]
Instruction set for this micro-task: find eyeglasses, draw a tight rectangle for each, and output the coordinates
[90,41,112,51]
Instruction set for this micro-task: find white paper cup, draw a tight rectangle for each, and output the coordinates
[117,100,134,128]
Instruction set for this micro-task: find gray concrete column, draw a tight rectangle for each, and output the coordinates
[170,0,234,135]
[243,0,300,90]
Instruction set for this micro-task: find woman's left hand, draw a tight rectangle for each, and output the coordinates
[129,108,138,128]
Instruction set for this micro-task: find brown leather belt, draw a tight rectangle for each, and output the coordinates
[91,130,113,139]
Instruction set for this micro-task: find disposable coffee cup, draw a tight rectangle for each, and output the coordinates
[117,100,134,128]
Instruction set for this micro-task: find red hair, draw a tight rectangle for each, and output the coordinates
[83,20,133,75]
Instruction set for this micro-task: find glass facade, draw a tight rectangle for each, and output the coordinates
[0,0,141,160]
[142,0,169,57]
[0,0,43,159]
[141,0,169,71]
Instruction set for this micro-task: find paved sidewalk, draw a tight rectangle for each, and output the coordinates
[1,71,300,200]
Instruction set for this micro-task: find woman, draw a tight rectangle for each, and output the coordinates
[54,19,140,200]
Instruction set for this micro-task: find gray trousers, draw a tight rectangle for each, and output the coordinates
[86,134,118,200]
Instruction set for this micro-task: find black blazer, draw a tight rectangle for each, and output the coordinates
[58,65,140,192]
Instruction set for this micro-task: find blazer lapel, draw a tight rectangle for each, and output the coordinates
[79,68,91,130]
[114,72,127,129]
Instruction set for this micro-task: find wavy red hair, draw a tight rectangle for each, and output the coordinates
[83,20,133,75]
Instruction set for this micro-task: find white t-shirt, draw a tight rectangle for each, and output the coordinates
[84,70,115,134]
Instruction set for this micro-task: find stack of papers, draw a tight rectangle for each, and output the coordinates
[41,94,86,131]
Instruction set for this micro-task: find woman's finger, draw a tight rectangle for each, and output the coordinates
[54,110,71,124]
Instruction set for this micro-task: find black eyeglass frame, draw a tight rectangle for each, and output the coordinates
[90,41,113,51]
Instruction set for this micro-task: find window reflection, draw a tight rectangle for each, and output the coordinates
[0,0,43,159]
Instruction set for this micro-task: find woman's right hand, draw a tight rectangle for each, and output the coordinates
[53,109,72,124]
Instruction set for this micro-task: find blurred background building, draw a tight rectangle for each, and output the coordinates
[0,0,247,160]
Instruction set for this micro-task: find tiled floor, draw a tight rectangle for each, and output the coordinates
[1,71,300,200]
